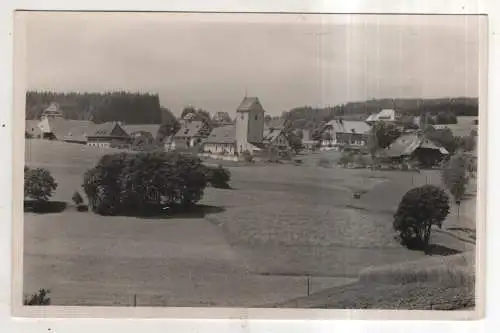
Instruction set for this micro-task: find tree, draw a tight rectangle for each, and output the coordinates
[72,191,83,205]
[436,111,458,124]
[82,151,209,215]
[370,121,401,149]
[393,185,450,249]
[24,167,58,202]
[285,132,303,154]
[206,165,231,189]
[241,150,253,163]
[442,153,469,219]
[426,127,458,155]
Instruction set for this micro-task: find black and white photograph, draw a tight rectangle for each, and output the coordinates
[14,11,485,317]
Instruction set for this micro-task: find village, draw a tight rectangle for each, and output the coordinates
[23,94,478,309]
[25,97,478,167]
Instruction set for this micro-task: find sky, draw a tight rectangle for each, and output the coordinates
[21,12,484,116]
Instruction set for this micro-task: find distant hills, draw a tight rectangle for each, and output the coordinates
[281,97,478,130]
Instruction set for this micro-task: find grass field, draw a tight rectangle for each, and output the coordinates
[23,140,476,307]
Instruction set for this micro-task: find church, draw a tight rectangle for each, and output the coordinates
[203,96,266,156]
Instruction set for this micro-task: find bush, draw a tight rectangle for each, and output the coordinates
[241,150,253,163]
[72,191,83,205]
[24,289,51,306]
[393,185,450,250]
[206,165,231,189]
[24,167,58,202]
[82,151,209,216]
[354,154,369,168]
[338,151,354,167]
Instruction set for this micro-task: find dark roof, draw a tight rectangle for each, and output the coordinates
[205,125,236,144]
[262,127,284,144]
[386,133,449,157]
[237,97,264,113]
[174,121,205,138]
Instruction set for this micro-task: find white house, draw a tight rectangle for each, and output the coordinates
[319,119,371,150]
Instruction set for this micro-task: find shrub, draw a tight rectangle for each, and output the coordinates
[241,150,253,163]
[24,167,58,202]
[338,151,354,167]
[354,154,369,168]
[82,151,209,215]
[393,185,450,250]
[24,289,51,306]
[207,165,231,189]
[72,191,84,205]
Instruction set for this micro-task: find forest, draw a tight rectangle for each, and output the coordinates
[25,91,176,125]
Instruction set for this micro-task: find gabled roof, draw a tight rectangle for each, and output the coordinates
[174,120,205,138]
[91,122,123,137]
[41,118,93,139]
[325,120,371,134]
[366,109,398,123]
[122,124,162,138]
[64,123,97,142]
[205,125,236,144]
[262,127,284,144]
[237,97,264,113]
[386,133,449,157]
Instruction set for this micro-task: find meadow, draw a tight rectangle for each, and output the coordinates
[23,140,476,307]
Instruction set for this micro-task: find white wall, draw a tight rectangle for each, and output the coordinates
[203,143,235,155]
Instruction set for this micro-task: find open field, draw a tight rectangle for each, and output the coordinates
[23,140,476,307]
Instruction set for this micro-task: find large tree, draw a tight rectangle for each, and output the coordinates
[393,185,450,250]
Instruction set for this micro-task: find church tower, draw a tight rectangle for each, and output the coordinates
[235,97,265,154]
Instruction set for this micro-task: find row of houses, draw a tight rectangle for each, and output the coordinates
[26,117,163,149]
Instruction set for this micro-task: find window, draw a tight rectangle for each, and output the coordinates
[255,115,258,120]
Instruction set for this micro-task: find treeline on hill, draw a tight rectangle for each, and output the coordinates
[25,91,177,126]
[282,97,478,130]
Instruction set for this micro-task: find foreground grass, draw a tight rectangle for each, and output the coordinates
[269,280,474,310]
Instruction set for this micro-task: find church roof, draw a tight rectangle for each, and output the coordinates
[237,97,264,113]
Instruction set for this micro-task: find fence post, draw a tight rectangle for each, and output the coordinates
[306,275,311,296]
[133,294,137,307]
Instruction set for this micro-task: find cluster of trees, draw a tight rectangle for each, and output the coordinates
[82,151,231,216]
[25,91,177,126]
[24,166,58,202]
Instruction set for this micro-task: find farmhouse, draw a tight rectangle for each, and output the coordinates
[203,125,237,155]
[122,124,163,146]
[40,102,64,120]
[262,126,291,151]
[202,96,267,156]
[38,118,93,141]
[319,119,371,150]
[385,132,449,166]
[365,109,402,125]
[172,120,211,150]
[86,122,131,148]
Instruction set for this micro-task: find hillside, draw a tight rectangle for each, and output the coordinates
[282,97,478,130]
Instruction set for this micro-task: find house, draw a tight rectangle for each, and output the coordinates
[172,120,211,149]
[37,118,93,140]
[319,119,371,150]
[40,102,65,120]
[365,109,401,125]
[122,124,163,145]
[203,125,237,155]
[385,132,449,166]
[262,126,291,151]
[202,96,267,156]
[86,122,131,148]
